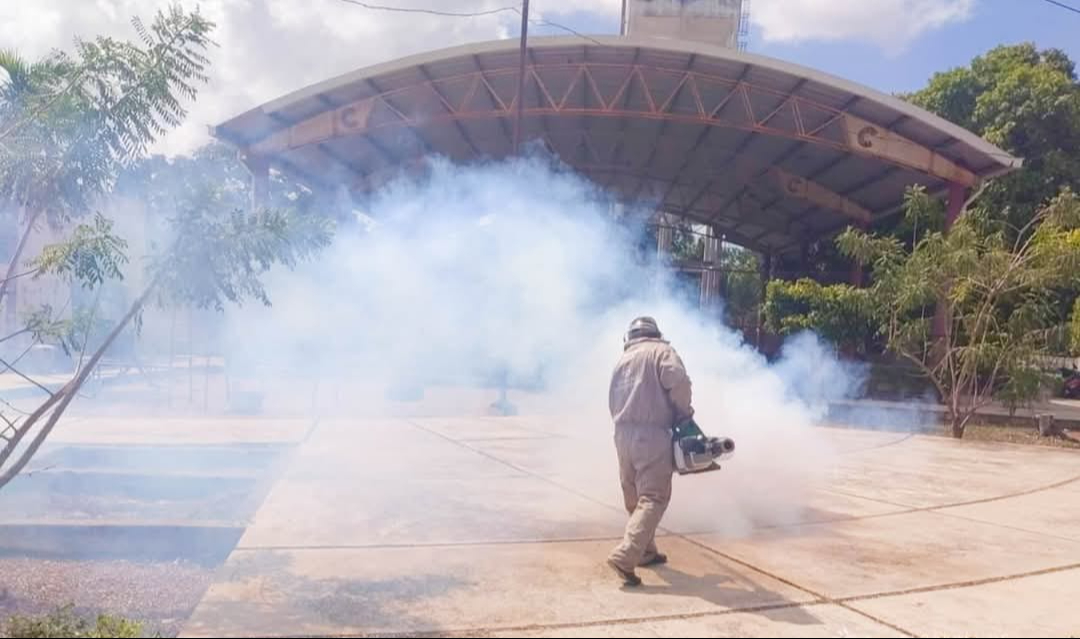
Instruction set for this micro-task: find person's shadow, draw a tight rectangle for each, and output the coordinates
[635,562,824,626]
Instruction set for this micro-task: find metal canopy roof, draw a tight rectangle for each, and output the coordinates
[212,35,1021,256]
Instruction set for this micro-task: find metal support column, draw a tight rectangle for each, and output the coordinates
[849,223,867,287]
[944,181,968,231]
[241,154,270,212]
[757,251,773,348]
[656,214,673,260]
[932,182,970,346]
[717,233,728,300]
[700,226,721,311]
[512,0,530,155]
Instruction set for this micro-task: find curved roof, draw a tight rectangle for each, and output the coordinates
[213,35,1021,256]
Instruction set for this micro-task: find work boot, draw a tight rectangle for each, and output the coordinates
[639,552,667,567]
[606,559,642,587]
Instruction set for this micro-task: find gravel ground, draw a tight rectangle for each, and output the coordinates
[0,558,213,637]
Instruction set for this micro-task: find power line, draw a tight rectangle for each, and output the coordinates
[1040,0,1080,15]
[334,0,605,45]
[514,0,530,154]
[529,17,604,45]
[335,0,518,18]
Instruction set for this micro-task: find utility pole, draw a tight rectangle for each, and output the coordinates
[513,0,530,155]
[492,0,530,418]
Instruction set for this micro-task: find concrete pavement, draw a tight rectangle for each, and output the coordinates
[171,414,1080,638]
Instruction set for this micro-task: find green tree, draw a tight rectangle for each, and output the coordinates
[762,278,876,354]
[720,245,762,330]
[1069,298,1080,357]
[115,142,325,227]
[0,4,215,413]
[0,197,332,491]
[837,187,1080,438]
[0,4,215,307]
[0,7,336,491]
[906,44,1080,236]
[669,220,705,262]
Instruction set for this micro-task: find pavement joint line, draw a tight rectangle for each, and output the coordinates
[921,509,1080,546]
[674,535,916,638]
[835,432,916,454]
[225,418,1076,638]
[405,420,550,479]
[413,417,1080,634]
[8,467,266,479]
[235,536,628,551]
[404,419,918,638]
[0,519,244,528]
[669,507,904,536]
[301,417,322,444]
[838,560,1080,603]
[456,435,562,442]
[223,535,1080,611]
[38,441,295,449]
[674,477,1080,538]
[409,417,1080,537]
[475,416,569,437]
[822,470,1080,519]
[817,487,921,510]
[230,503,1080,549]
[817,482,1080,544]
[260,599,831,638]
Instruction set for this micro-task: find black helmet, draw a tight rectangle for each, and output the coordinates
[626,316,662,341]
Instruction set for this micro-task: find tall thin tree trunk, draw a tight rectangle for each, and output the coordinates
[187,307,194,406]
[203,346,210,413]
[168,308,177,407]
[0,280,158,490]
[0,380,65,471]
[0,209,42,310]
[951,417,966,439]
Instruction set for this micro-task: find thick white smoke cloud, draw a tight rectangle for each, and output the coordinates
[216,153,863,533]
[225,155,648,391]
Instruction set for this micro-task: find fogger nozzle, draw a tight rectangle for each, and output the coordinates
[673,419,735,475]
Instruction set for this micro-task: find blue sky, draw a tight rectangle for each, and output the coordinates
[755,1,1080,94]
[538,1,1080,96]
[8,0,1077,153]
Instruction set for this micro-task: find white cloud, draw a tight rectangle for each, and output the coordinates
[752,0,976,54]
[4,0,973,156]
[0,4,65,49]
[2,0,618,155]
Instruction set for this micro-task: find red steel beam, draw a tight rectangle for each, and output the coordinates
[248,63,981,192]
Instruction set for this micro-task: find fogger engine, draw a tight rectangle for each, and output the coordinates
[672,419,735,476]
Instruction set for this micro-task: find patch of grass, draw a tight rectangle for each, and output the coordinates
[959,423,1080,449]
[2,606,153,638]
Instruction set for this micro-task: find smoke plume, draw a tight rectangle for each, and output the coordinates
[216,153,861,534]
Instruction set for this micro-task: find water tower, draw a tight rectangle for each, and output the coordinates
[621,0,750,50]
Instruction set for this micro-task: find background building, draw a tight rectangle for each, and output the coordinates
[622,0,749,50]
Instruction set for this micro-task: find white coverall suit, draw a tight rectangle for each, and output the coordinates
[607,336,694,573]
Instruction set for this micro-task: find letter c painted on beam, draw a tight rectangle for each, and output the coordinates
[340,106,360,131]
[857,126,878,149]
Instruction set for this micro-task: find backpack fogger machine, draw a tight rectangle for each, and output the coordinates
[672,418,735,475]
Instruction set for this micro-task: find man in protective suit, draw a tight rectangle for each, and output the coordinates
[606,316,694,586]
